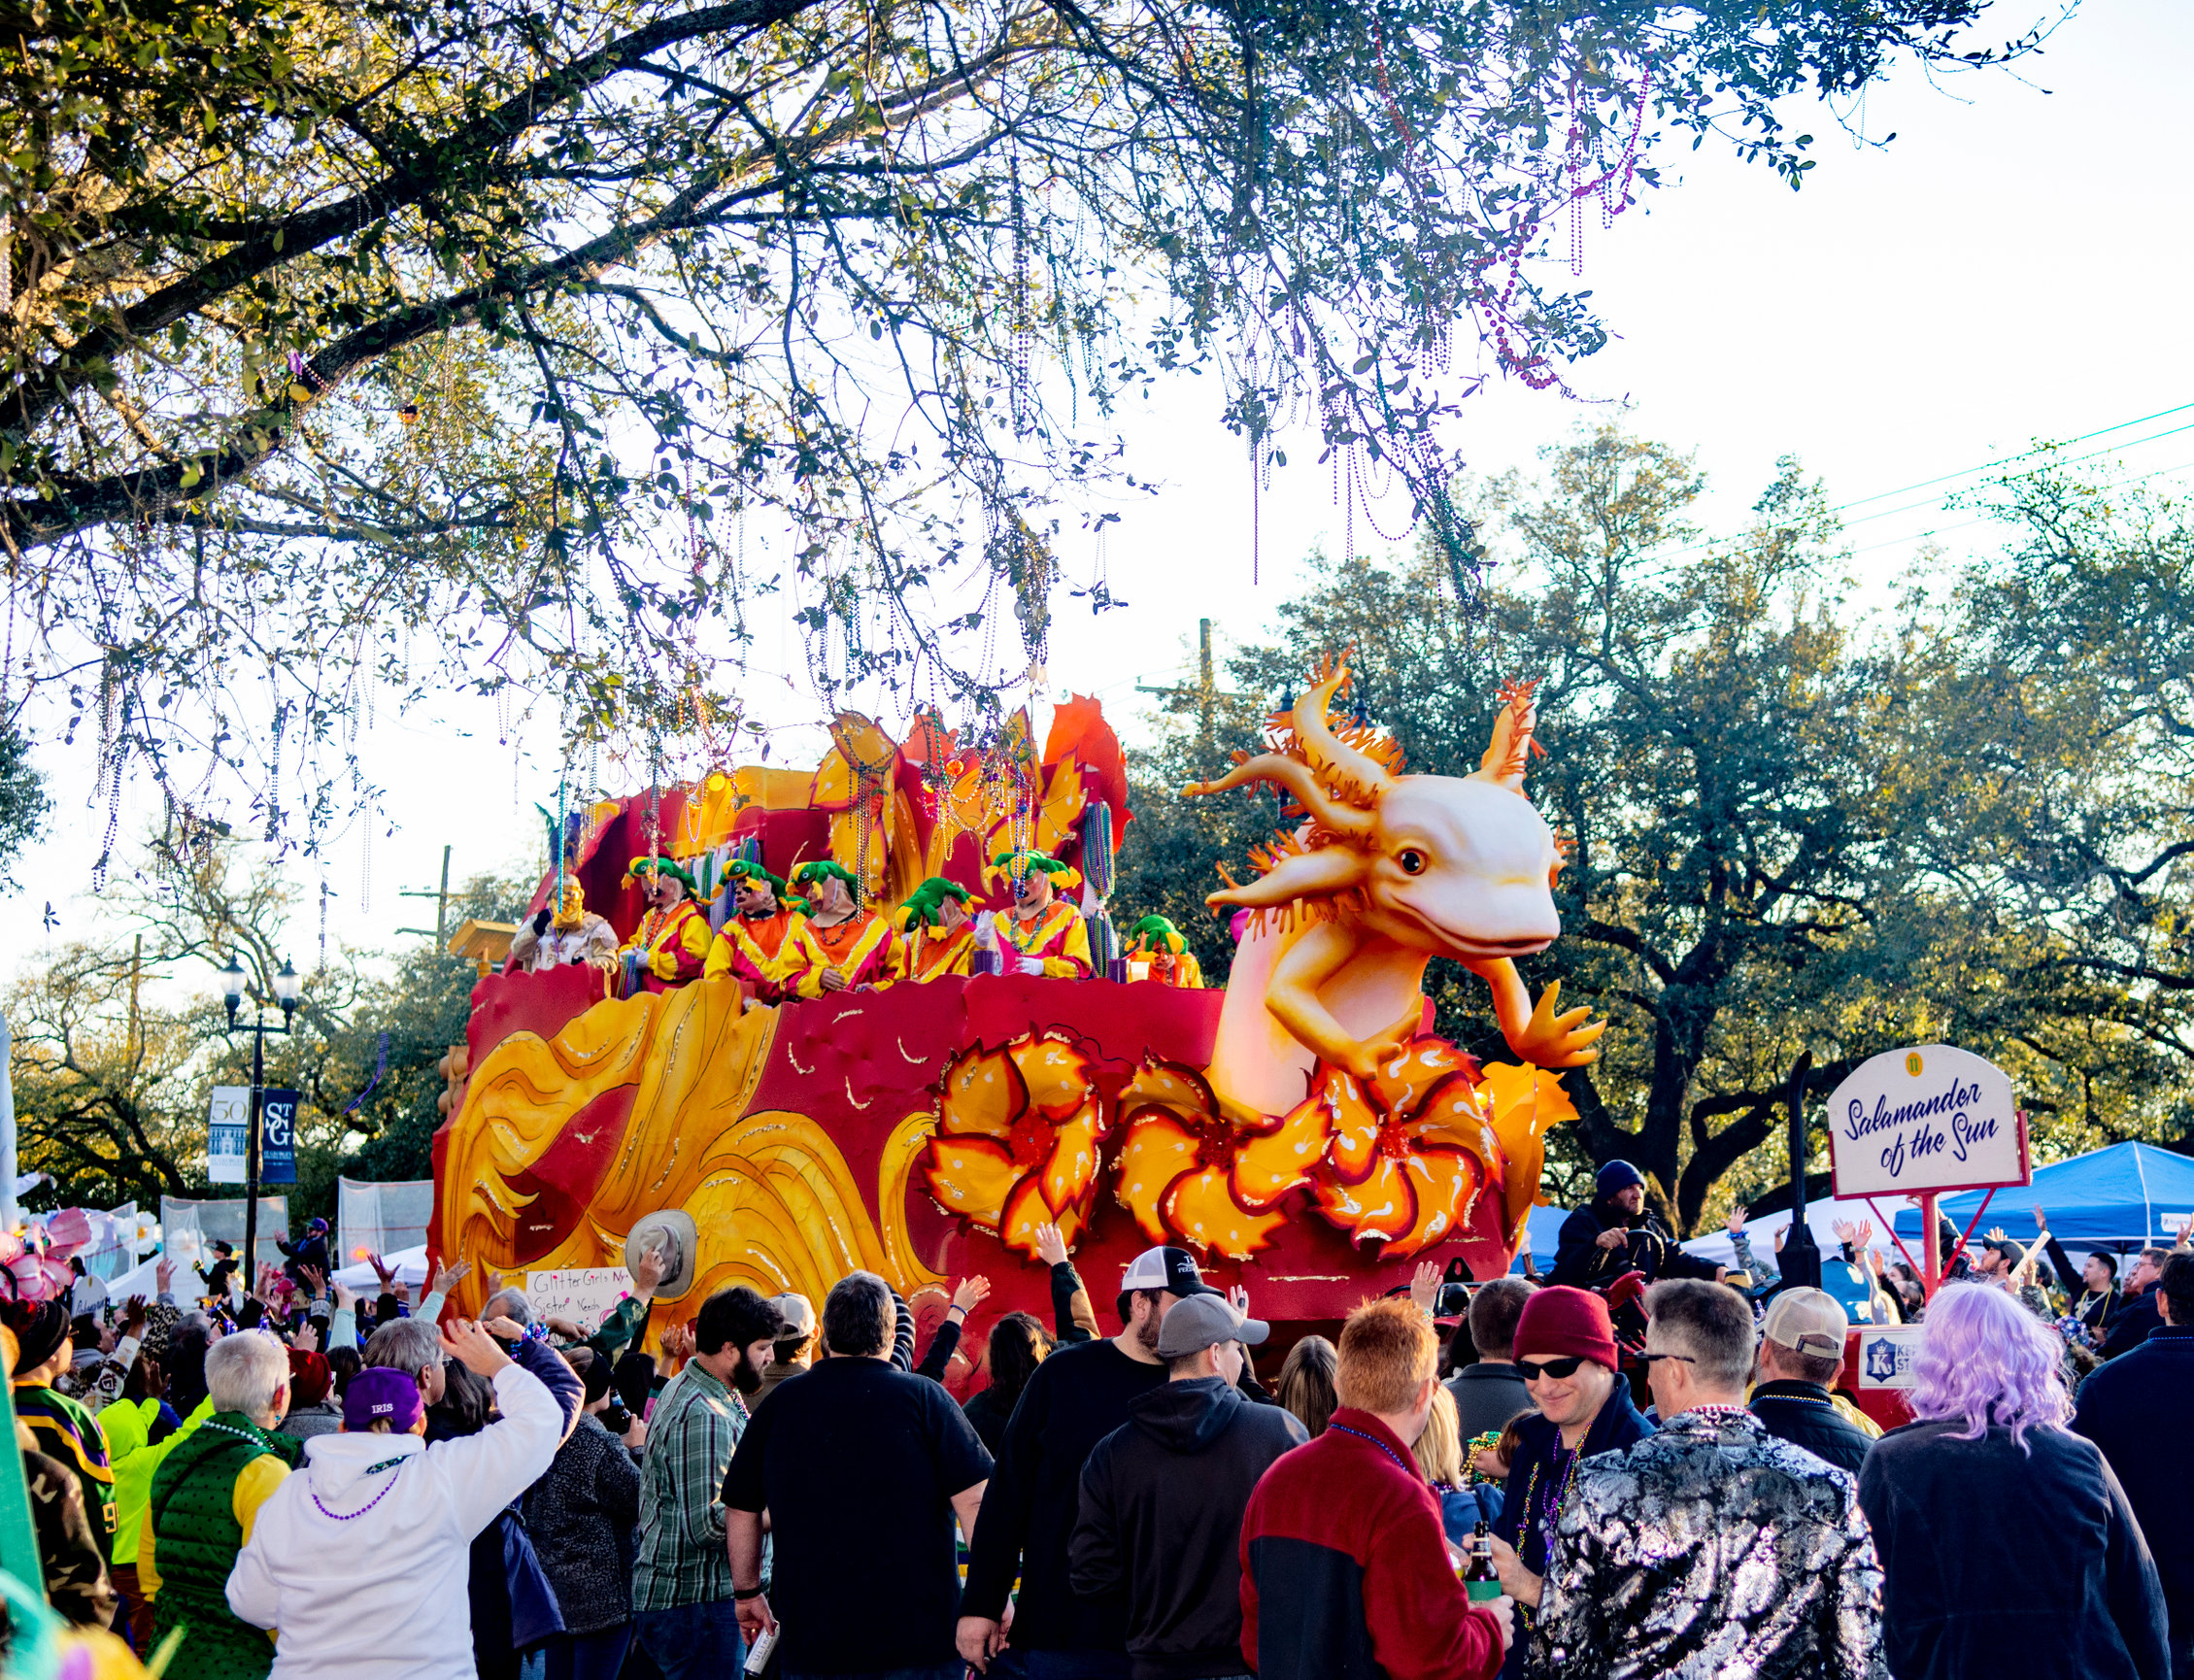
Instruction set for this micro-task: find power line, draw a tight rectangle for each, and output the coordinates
[1846,454,2194,560]
[1832,399,2194,514]
[1842,419,2194,526]
[1627,399,2194,574]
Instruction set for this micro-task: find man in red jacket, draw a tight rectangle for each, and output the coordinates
[1239,1298,1511,1680]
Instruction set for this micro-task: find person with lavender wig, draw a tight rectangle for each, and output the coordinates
[1858,1284,2169,1680]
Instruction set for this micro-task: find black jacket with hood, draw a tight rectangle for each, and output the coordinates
[1548,1197,1720,1291]
[1069,1376,1308,1680]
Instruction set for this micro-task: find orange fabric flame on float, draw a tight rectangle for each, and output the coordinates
[923,1034,1107,1258]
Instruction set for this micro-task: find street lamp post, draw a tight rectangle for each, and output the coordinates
[218,954,302,1283]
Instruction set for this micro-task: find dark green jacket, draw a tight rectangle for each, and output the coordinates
[147,1413,300,1680]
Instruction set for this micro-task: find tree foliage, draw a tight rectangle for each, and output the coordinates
[7,830,527,1220]
[1118,426,2194,1233]
[0,0,2037,846]
[0,722,47,888]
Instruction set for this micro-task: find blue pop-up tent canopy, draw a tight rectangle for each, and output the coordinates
[1512,1202,1570,1273]
[1890,1140,2194,1253]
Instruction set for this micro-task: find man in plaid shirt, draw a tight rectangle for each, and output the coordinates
[633,1287,786,1678]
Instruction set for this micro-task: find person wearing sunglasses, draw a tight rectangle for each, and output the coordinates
[1529,1280,1884,1679]
[1481,1288,1648,1680]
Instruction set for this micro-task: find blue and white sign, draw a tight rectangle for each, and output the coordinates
[1857,1326,1923,1390]
[1826,1044,2029,1200]
[260,1089,300,1185]
[208,1086,250,1185]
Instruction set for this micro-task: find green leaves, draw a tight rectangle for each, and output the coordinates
[0,0,2024,843]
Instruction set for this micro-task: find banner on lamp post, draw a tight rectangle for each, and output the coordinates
[208,1086,250,1185]
[1826,1045,2030,1200]
[260,1090,300,1185]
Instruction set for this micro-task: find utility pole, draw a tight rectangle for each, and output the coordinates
[126,934,143,1064]
[1779,1052,1822,1290]
[397,844,455,943]
[1137,619,1242,750]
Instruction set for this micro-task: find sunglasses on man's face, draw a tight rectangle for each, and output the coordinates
[1516,1356,1588,1383]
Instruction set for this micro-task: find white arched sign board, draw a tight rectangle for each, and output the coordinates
[1826,1044,2030,1199]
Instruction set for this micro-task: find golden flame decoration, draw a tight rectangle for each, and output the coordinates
[436,978,942,1337]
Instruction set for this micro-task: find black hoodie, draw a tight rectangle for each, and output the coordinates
[1069,1376,1308,1680]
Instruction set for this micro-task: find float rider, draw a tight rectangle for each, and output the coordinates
[617,857,712,995]
[704,859,817,1004]
[1548,1160,1725,1294]
[510,874,619,975]
[887,877,977,984]
[789,860,891,995]
[1124,914,1203,988]
[983,849,1092,979]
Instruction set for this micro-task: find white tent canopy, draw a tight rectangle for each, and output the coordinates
[1680,1195,1897,1271]
[331,1243,430,1291]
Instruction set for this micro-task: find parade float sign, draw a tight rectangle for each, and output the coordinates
[428,658,1602,1376]
[1826,1045,2028,1200]
[1826,1043,2027,1300]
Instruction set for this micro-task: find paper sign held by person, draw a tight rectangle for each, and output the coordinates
[526,1266,637,1332]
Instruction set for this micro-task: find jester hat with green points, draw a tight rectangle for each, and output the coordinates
[725,857,804,913]
[622,855,700,896]
[895,876,972,931]
[791,859,863,898]
[992,847,1081,891]
[1126,914,1187,955]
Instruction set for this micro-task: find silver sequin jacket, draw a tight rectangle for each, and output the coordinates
[1532,1407,1886,1680]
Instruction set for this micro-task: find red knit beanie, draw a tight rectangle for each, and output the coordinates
[1513,1286,1619,1371]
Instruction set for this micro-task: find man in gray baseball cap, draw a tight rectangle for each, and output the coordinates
[1070,1294,1304,1680]
[1153,1294,1268,1362]
[961,1244,1230,1679]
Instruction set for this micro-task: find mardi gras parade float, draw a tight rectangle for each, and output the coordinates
[429,656,1603,1382]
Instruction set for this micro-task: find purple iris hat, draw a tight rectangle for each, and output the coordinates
[343,1365,424,1433]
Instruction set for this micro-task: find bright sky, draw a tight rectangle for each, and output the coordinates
[13,0,2192,985]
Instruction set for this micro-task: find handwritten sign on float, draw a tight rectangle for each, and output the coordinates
[526,1266,637,1335]
[1826,1044,2030,1199]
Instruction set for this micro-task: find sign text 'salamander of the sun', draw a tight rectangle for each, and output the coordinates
[1825,1044,2029,1200]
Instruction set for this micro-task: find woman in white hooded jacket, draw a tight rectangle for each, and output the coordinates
[226,1318,575,1679]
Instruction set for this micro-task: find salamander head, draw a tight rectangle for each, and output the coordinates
[1360,774,1562,958]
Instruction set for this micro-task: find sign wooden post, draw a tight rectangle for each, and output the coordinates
[1825,1044,2031,1301]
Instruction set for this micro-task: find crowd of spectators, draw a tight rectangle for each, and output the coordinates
[2,1193,2189,1680]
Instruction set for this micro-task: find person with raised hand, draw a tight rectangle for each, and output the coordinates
[957,1246,1211,1679]
[914,1275,992,1385]
[225,1318,577,1680]
[586,1243,666,1366]
[1035,1221,1099,1345]
[2035,1204,2119,1344]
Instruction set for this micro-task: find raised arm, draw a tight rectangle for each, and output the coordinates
[427,1321,566,1536]
[918,1277,989,1382]
[1037,1223,1097,1344]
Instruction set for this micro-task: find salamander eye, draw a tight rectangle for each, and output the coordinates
[1397,849,1426,876]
